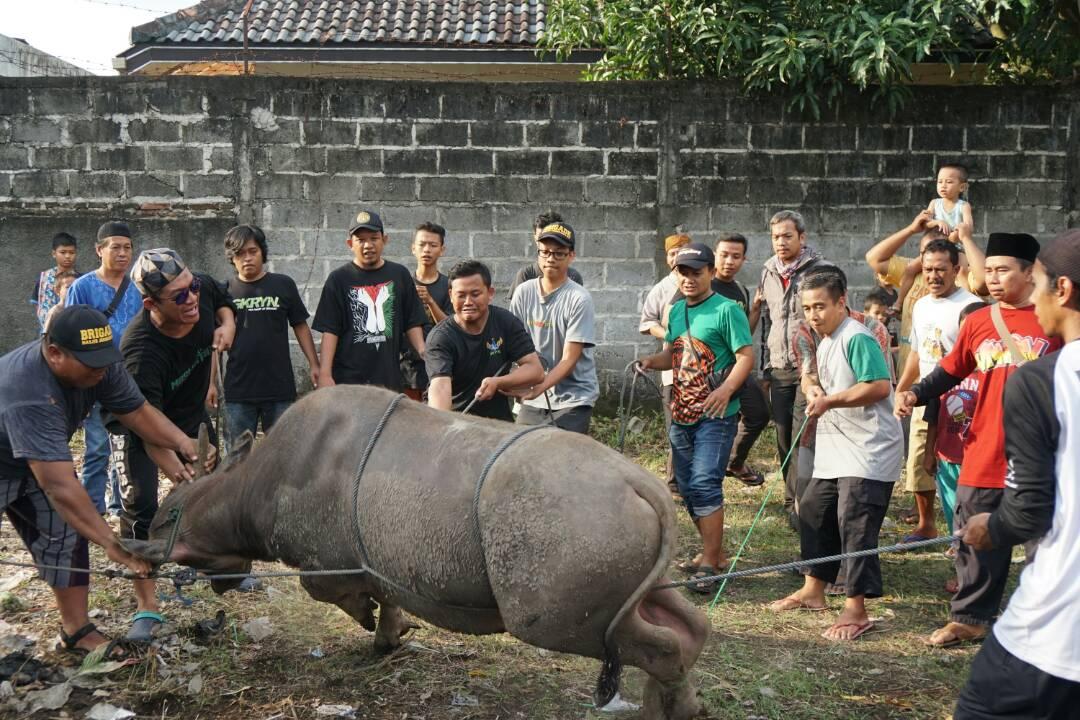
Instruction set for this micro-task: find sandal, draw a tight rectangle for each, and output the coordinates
[687,566,719,595]
[726,464,765,487]
[925,621,988,648]
[125,611,165,643]
[767,595,827,612]
[57,623,129,660]
[822,621,875,642]
[676,556,701,574]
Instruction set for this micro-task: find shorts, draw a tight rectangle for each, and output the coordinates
[1,475,89,588]
[905,405,935,492]
[669,415,738,520]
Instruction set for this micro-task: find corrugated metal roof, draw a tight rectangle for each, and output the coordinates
[131,0,546,47]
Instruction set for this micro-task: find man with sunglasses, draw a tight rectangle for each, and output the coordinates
[507,222,598,433]
[110,248,235,642]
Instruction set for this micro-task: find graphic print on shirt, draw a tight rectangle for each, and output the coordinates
[233,295,282,312]
[973,334,1051,371]
[348,281,395,346]
[921,326,946,361]
[486,337,504,356]
[943,375,979,438]
[671,335,715,424]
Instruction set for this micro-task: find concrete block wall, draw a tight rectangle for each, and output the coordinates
[1,78,1075,396]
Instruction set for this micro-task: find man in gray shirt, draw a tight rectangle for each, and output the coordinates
[508,221,599,433]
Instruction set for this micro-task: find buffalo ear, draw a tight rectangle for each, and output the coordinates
[224,431,255,471]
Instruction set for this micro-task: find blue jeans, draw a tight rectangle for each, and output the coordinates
[669,414,738,520]
[81,404,119,515]
[224,400,292,452]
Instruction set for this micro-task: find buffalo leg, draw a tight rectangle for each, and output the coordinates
[616,587,708,720]
[372,602,418,653]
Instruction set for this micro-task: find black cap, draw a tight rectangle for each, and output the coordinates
[673,242,715,270]
[46,305,122,369]
[97,221,131,242]
[1038,229,1080,285]
[986,232,1040,263]
[537,222,575,249]
[348,210,384,236]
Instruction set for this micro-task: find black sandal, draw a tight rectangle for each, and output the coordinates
[688,566,719,595]
[57,623,129,660]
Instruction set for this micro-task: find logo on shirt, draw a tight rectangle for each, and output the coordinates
[348,281,395,347]
[973,334,1051,371]
[234,296,281,311]
[486,337,504,356]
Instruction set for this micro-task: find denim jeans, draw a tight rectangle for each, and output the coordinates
[80,404,118,515]
[669,414,738,520]
[224,400,292,452]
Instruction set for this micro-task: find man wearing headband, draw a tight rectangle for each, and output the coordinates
[897,232,1061,648]
[952,229,1080,717]
[111,248,236,642]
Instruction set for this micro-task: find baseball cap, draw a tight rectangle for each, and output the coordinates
[348,210,384,236]
[673,242,715,270]
[537,222,575,250]
[1038,229,1080,285]
[131,248,187,297]
[46,305,122,369]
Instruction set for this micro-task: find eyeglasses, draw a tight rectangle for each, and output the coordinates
[164,276,201,305]
[536,248,570,260]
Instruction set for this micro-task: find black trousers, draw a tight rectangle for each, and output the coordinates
[953,485,1013,626]
[799,476,894,598]
[730,375,770,470]
[954,632,1080,720]
[768,369,804,510]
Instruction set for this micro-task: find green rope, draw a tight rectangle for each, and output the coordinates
[707,414,811,610]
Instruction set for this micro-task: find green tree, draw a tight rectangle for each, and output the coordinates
[539,0,1080,116]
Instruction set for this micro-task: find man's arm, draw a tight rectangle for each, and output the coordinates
[213,305,236,352]
[865,211,932,275]
[292,321,321,388]
[28,460,151,574]
[512,341,584,401]
[487,352,545,399]
[701,345,754,419]
[427,376,453,411]
[318,332,339,388]
[808,378,891,416]
[956,223,987,296]
[114,402,199,483]
[896,344,921,392]
[406,326,425,357]
[639,344,674,372]
[748,287,763,333]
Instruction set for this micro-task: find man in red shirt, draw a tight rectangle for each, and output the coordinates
[897,233,1061,647]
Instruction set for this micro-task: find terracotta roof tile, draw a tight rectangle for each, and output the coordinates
[132,0,546,47]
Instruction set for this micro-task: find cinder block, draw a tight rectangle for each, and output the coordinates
[1017,181,1063,207]
[712,206,770,234]
[303,120,356,146]
[604,260,656,287]
[441,88,494,120]
[677,152,715,178]
[269,147,326,173]
[857,181,911,207]
[147,146,204,172]
[0,172,10,197]
[494,92,552,121]
[1000,96,1053,126]
[417,176,466,202]
[551,94,607,122]
[803,179,855,206]
[11,118,61,143]
[880,153,936,180]
[1020,128,1067,153]
[182,118,235,144]
[910,126,965,151]
[857,126,910,152]
[34,146,86,170]
[0,146,29,170]
[32,88,90,116]
[581,121,635,148]
[803,125,856,151]
[383,149,436,175]
[414,122,468,146]
[694,123,749,149]
[1044,155,1069,180]
[128,119,182,143]
[255,173,305,200]
[636,124,660,149]
[126,172,181,197]
[494,150,548,176]
[306,175,360,202]
[967,126,1019,152]
[819,208,875,235]
[825,153,880,178]
[327,92,384,119]
[357,122,413,147]
[326,148,381,175]
[465,176,528,204]
[436,206,494,233]
[67,119,122,144]
[11,171,67,197]
[979,181,1019,205]
[604,206,658,232]
[584,177,650,205]
[551,150,604,176]
[209,147,234,172]
[438,149,492,175]
[69,172,123,198]
[580,232,639,259]
[527,121,580,147]
[589,288,643,315]
[471,232,529,257]
[749,125,802,150]
[359,176,417,201]
[0,88,30,115]
[471,121,524,148]
[253,119,302,145]
[269,200,324,229]
[526,177,584,202]
[607,151,657,177]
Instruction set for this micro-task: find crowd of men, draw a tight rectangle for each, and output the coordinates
[5,178,1079,714]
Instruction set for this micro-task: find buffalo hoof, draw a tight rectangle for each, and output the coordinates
[642,677,703,720]
[373,619,419,654]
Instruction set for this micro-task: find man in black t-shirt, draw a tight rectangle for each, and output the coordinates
[427,260,543,421]
[221,224,319,449]
[313,210,427,390]
[712,233,769,486]
[0,306,195,658]
[112,248,236,641]
[505,210,584,302]
[401,222,453,400]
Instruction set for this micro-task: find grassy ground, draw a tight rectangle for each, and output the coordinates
[0,413,990,720]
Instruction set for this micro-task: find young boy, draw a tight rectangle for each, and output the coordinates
[401,222,453,401]
[42,271,77,332]
[769,270,902,642]
[313,210,427,390]
[638,243,754,593]
[712,232,768,486]
[221,224,320,449]
[32,233,79,332]
[925,163,974,241]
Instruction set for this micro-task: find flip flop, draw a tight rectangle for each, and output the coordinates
[676,558,701,574]
[925,622,988,648]
[901,532,937,544]
[726,465,765,487]
[822,621,875,642]
[125,611,165,643]
[687,566,719,595]
[767,596,827,612]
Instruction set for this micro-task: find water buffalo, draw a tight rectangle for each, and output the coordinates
[125,385,708,719]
